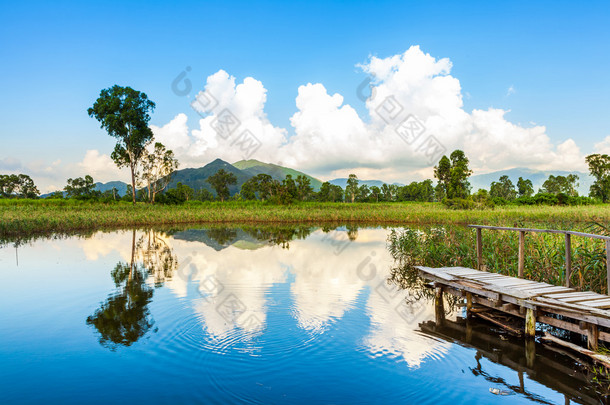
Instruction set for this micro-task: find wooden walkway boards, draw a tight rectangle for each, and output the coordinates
[416,266,610,347]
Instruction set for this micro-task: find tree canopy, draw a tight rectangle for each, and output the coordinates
[586,154,610,202]
[88,85,156,204]
[207,169,237,202]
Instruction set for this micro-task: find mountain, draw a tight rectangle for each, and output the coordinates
[469,168,593,196]
[328,178,404,189]
[94,181,129,195]
[172,228,266,251]
[233,159,323,191]
[166,158,251,195]
[41,181,129,198]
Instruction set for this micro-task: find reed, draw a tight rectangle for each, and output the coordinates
[387,223,610,294]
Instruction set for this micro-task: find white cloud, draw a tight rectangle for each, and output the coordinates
[7,46,594,189]
[77,150,125,183]
[155,45,587,183]
[506,85,516,96]
[595,135,610,154]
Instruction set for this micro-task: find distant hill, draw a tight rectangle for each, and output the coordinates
[41,180,129,198]
[233,159,323,191]
[328,178,403,189]
[469,168,593,196]
[166,158,251,196]
[95,181,129,195]
[172,228,266,251]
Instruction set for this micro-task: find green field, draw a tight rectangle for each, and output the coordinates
[1,199,609,237]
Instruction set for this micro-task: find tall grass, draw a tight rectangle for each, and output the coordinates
[1,199,609,237]
[387,223,610,294]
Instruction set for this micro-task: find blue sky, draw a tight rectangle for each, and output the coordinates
[1,0,610,190]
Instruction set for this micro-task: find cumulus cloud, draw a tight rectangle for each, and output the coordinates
[151,46,586,183]
[9,46,593,190]
[77,150,125,183]
[595,135,610,154]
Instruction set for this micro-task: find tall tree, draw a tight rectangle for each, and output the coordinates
[295,175,313,201]
[517,177,534,198]
[240,177,258,200]
[448,150,472,198]
[0,174,40,198]
[139,142,179,203]
[64,175,97,199]
[282,174,298,200]
[345,174,359,203]
[380,183,393,201]
[207,169,237,202]
[540,174,579,196]
[586,154,610,202]
[254,173,274,201]
[433,155,451,199]
[88,85,156,204]
[369,185,381,202]
[490,175,517,200]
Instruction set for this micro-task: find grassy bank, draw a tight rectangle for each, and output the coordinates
[1,199,609,237]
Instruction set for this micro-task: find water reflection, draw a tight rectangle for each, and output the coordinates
[83,225,448,367]
[0,224,601,403]
[86,229,178,348]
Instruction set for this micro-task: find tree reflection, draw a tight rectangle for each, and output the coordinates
[87,229,177,349]
[206,228,238,246]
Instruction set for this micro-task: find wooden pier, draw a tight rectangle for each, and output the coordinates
[415,225,610,353]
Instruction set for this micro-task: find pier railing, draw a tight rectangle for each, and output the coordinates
[468,225,610,292]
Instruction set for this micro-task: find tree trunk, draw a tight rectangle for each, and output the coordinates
[130,163,136,205]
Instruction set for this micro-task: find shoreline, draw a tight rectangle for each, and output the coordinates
[1,201,609,239]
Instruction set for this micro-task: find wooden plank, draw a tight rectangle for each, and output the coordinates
[486,279,538,287]
[468,275,507,281]
[519,283,556,290]
[416,267,456,281]
[559,293,607,303]
[532,297,610,321]
[543,291,600,299]
[443,267,480,274]
[581,299,610,308]
[522,286,573,294]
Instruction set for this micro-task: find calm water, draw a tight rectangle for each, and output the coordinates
[0,226,602,404]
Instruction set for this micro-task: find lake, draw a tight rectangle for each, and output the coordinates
[0,226,602,404]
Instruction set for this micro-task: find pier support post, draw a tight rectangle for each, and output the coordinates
[435,286,445,325]
[587,324,599,351]
[476,228,483,270]
[525,338,536,369]
[466,293,473,319]
[606,240,610,295]
[565,233,572,288]
[518,231,525,278]
[525,308,536,338]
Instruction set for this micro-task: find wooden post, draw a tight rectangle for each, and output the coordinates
[587,324,599,351]
[565,233,572,288]
[476,227,483,270]
[518,231,525,278]
[466,292,473,319]
[518,371,524,393]
[525,308,536,337]
[435,286,445,325]
[525,337,536,369]
[606,240,610,295]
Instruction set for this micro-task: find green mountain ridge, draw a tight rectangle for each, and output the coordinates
[233,159,323,191]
